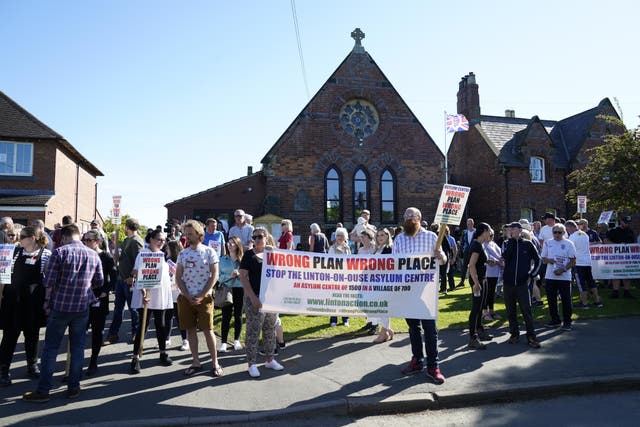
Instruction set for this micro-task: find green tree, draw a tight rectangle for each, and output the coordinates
[103,214,147,244]
[568,117,640,214]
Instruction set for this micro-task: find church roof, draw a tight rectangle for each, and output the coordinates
[0,90,103,176]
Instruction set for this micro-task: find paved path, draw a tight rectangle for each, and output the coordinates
[1,316,639,426]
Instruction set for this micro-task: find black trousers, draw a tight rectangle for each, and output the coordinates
[503,284,536,337]
[88,306,108,366]
[133,308,172,356]
[546,279,572,326]
[468,279,487,339]
[484,277,499,311]
[221,287,245,343]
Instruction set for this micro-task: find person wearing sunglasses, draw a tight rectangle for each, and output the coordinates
[541,223,576,331]
[82,230,117,375]
[0,227,51,387]
[229,209,254,252]
[239,227,284,378]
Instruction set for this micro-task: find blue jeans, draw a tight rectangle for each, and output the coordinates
[405,318,439,369]
[107,279,139,338]
[37,309,89,393]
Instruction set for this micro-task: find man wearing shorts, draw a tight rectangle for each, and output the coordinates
[175,220,222,376]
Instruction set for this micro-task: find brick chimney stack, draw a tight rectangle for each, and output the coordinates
[457,72,481,125]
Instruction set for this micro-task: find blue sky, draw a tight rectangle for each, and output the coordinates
[2,1,638,228]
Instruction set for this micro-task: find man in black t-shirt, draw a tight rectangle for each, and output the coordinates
[605,216,635,298]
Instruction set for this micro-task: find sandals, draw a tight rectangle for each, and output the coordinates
[212,365,224,377]
[184,366,203,376]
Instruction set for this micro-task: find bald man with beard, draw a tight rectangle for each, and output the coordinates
[393,207,447,384]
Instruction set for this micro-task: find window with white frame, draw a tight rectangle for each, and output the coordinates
[0,141,33,176]
[529,157,545,183]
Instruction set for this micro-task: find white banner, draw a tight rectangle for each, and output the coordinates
[259,249,439,319]
[433,184,471,225]
[590,244,640,279]
[577,195,587,214]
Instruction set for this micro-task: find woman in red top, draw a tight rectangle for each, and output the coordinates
[278,220,294,250]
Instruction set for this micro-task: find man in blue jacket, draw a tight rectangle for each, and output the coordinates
[502,222,542,348]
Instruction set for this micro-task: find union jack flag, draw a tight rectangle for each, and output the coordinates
[446,113,469,133]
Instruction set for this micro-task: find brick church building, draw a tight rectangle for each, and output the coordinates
[166,29,445,241]
[448,72,623,228]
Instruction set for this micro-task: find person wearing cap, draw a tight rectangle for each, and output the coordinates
[605,216,635,298]
[228,209,254,251]
[90,220,108,252]
[566,220,603,309]
[576,219,601,244]
[541,223,576,331]
[502,221,542,348]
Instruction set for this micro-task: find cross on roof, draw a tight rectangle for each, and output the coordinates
[351,28,365,53]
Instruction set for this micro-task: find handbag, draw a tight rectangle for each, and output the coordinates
[213,281,233,309]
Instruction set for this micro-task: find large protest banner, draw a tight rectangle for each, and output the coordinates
[259,249,439,319]
[135,252,165,289]
[590,244,640,279]
[0,244,14,284]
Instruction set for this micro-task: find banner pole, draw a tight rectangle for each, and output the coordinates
[444,110,448,184]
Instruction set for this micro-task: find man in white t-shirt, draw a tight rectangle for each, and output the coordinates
[229,209,254,251]
[541,223,576,331]
[175,220,222,376]
[566,220,603,309]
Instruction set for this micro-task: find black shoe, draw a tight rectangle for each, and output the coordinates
[477,330,493,341]
[27,363,40,379]
[66,387,81,399]
[0,370,11,387]
[456,281,465,288]
[23,391,50,403]
[85,364,98,376]
[367,324,379,335]
[130,358,141,374]
[527,336,541,349]
[610,290,620,299]
[623,290,634,299]
[278,341,286,349]
[544,321,561,328]
[159,353,173,366]
[359,322,373,331]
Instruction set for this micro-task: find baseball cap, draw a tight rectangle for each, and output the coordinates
[542,212,556,220]
[621,215,632,223]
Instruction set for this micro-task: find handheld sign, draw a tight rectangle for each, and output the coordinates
[135,252,165,289]
[577,195,587,214]
[0,244,14,285]
[597,210,614,225]
[433,184,471,250]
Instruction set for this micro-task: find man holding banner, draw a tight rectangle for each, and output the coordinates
[393,207,446,384]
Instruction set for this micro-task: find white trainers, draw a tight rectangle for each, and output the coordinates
[219,343,228,353]
[264,359,284,371]
[165,338,171,347]
[330,322,337,327]
[180,339,189,351]
[248,364,260,378]
[233,340,243,351]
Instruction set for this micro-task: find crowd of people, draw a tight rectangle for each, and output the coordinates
[0,206,637,403]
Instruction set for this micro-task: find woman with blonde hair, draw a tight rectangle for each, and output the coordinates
[279,219,294,250]
[371,228,394,343]
[218,236,245,352]
[328,227,351,327]
[0,226,51,386]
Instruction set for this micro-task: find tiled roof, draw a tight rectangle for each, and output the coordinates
[165,172,263,207]
[0,194,53,206]
[480,115,556,152]
[0,91,62,139]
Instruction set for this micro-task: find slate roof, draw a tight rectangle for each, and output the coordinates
[0,90,103,176]
[480,99,617,169]
[0,91,62,139]
[0,194,54,207]
[165,172,263,207]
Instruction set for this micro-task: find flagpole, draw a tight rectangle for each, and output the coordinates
[444,110,448,184]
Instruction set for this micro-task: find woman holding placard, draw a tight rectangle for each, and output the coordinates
[129,230,173,374]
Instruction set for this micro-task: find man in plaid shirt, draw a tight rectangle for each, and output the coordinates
[393,207,447,384]
[23,224,103,403]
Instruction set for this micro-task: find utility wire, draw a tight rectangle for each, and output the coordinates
[290,0,310,99]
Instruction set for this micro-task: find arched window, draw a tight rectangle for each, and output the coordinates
[380,169,396,223]
[353,167,369,222]
[530,157,545,183]
[325,167,342,224]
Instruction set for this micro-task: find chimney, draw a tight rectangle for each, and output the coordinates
[247,166,253,176]
[505,109,515,118]
[456,72,481,125]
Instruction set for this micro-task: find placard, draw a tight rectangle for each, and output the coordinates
[0,244,14,284]
[135,252,165,289]
[597,210,614,225]
[577,195,587,214]
[433,184,471,225]
[259,249,439,319]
